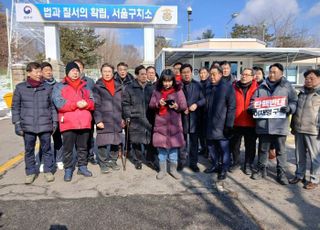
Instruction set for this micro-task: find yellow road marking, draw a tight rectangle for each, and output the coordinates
[0,143,40,175]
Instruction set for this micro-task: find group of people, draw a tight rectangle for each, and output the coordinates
[11,59,320,190]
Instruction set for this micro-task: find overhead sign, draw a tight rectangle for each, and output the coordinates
[15,3,177,25]
[253,96,287,119]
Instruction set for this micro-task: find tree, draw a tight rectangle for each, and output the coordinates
[60,27,105,66]
[231,23,273,43]
[155,35,171,57]
[268,14,316,47]
[120,45,142,68]
[95,29,142,68]
[0,8,8,68]
[231,13,318,47]
[197,29,215,40]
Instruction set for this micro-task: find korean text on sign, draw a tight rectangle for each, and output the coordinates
[253,96,287,119]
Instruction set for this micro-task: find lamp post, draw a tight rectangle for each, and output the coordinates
[225,12,239,38]
[187,6,192,41]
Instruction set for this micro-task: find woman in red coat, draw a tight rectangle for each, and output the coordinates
[149,69,187,180]
[52,61,95,182]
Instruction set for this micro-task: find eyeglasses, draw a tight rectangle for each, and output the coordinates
[242,73,253,76]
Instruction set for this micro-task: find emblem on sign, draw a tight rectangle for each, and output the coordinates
[24,5,32,14]
[162,9,172,21]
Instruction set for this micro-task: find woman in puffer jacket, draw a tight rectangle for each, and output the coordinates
[149,69,187,180]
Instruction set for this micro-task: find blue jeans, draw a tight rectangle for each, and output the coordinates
[158,148,178,163]
[207,139,231,172]
[24,132,53,175]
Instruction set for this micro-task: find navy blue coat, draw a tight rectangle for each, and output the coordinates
[199,79,210,136]
[12,81,57,134]
[182,79,206,134]
[205,80,236,140]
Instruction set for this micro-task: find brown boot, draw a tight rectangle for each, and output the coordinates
[304,181,318,190]
[268,149,276,160]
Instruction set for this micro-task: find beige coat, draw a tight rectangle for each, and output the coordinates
[292,87,320,135]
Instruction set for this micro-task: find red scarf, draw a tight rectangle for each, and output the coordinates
[65,76,81,89]
[27,77,42,88]
[102,78,115,96]
[159,87,175,116]
[175,74,182,82]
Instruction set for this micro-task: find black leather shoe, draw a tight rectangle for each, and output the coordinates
[190,165,200,173]
[135,162,142,170]
[243,164,253,175]
[177,163,184,171]
[228,163,240,173]
[277,174,289,185]
[218,171,227,180]
[89,158,98,165]
[289,177,302,184]
[204,166,219,174]
[251,167,267,180]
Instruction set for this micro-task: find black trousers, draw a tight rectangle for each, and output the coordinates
[62,129,90,169]
[98,144,119,167]
[230,127,256,165]
[87,119,95,160]
[188,133,199,166]
[131,143,148,165]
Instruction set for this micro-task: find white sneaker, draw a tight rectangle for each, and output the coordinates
[39,164,44,173]
[56,162,64,170]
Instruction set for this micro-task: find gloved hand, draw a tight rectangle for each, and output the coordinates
[52,122,58,134]
[247,108,257,115]
[14,122,24,136]
[223,126,233,138]
[280,106,290,114]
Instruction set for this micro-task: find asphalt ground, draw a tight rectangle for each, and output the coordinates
[0,194,259,230]
[0,118,319,230]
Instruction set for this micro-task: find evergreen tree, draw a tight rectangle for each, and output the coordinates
[60,27,105,66]
[197,29,215,40]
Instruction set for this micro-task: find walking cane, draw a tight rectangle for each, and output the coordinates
[122,118,130,171]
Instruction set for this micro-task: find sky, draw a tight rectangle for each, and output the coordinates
[2,0,320,49]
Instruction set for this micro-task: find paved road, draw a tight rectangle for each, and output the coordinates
[0,118,319,230]
[0,119,24,166]
[0,194,259,230]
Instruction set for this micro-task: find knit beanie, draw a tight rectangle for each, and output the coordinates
[65,61,80,75]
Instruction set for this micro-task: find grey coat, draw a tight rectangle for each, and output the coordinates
[291,87,320,135]
[250,77,298,135]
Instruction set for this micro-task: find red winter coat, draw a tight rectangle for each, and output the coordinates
[52,78,95,132]
[233,80,258,127]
